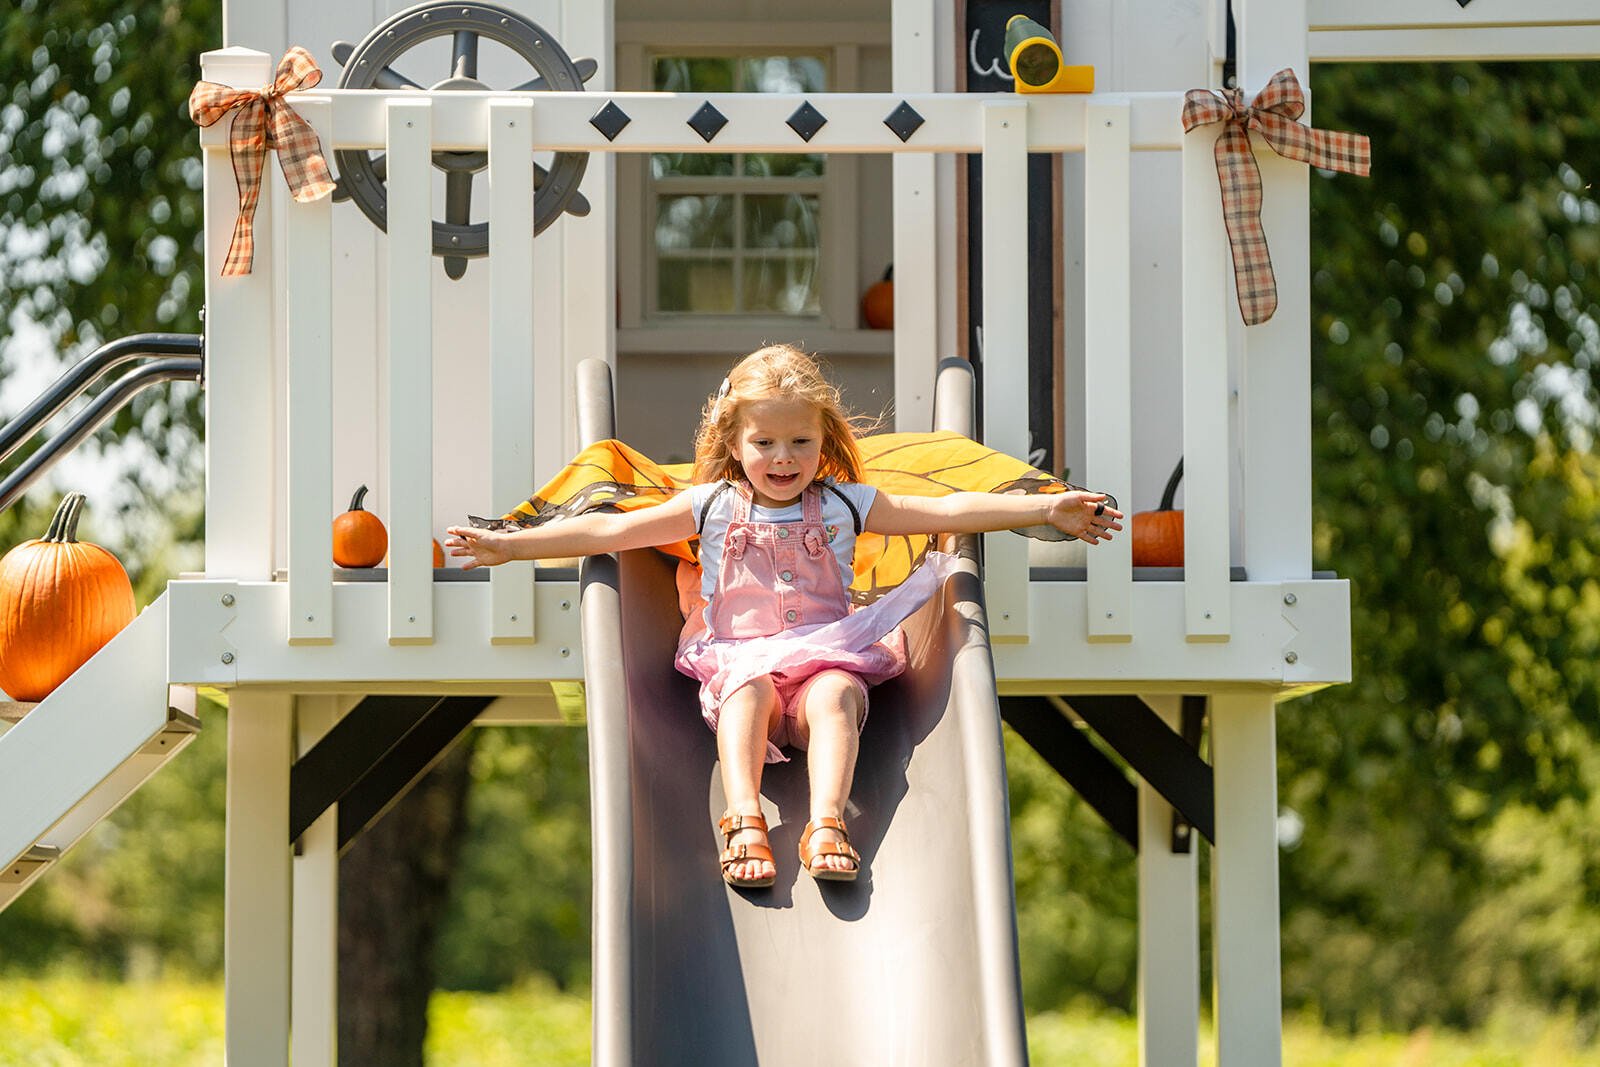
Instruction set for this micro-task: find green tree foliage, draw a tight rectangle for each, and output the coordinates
[1285,61,1600,1032]
[1,0,213,574]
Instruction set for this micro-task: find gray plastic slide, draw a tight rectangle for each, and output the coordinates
[578,359,1028,1066]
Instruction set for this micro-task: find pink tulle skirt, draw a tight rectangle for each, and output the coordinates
[675,550,959,763]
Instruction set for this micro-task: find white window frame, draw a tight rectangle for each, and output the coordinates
[616,24,876,346]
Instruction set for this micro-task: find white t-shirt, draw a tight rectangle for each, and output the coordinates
[689,479,878,603]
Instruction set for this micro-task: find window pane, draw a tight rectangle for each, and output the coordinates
[653,57,735,93]
[741,153,824,178]
[743,195,820,250]
[652,153,737,179]
[743,256,820,315]
[656,195,735,251]
[660,257,736,313]
[739,56,826,94]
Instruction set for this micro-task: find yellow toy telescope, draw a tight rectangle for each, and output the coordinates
[1004,15,1094,94]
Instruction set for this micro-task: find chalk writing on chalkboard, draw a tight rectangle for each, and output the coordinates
[969,29,1015,83]
[964,0,1051,91]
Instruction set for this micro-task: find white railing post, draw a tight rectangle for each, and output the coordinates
[1180,124,1232,641]
[488,98,538,643]
[1083,102,1133,642]
[200,47,276,581]
[386,98,434,644]
[286,95,335,644]
[892,0,938,433]
[981,100,1031,641]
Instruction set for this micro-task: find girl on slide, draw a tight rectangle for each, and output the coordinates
[445,344,1122,888]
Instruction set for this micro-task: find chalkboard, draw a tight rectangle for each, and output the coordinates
[959,0,1059,472]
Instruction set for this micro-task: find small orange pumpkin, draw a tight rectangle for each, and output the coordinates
[433,539,445,568]
[861,265,894,329]
[0,492,136,702]
[1132,459,1184,567]
[333,485,388,568]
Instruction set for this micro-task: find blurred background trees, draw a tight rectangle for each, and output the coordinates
[3,0,1600,1049]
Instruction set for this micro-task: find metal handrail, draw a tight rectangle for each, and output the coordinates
[0,357,204,514]
[0,333,203,464]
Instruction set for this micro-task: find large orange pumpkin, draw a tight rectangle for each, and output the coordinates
[0,492,136,702]
[861,265,894,329]
[334,485,388,568]
[1131,459,1184,567]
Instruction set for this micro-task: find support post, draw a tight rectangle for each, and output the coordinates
[1136,695,1199,1067]
[225,691,293,1066]
[892,0,938,432]
[292,695,343,1067]
[199,48,276,581]
[1209,691,1283,1065]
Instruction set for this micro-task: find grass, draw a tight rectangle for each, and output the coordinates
[2,977,1599,1066]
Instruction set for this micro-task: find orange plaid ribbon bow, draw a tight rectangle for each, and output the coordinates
[1182,68,1370,325]
[189,47,336,276]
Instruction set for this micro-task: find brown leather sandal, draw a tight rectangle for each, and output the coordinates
[718,811,776,888]
[798,816,861,882]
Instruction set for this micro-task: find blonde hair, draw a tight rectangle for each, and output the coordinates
[692,344,867,485]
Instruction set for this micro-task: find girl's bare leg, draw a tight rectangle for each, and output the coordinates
[717,674,783,883]
[791,670,865,874]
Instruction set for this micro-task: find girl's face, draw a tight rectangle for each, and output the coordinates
[734,396,824,507]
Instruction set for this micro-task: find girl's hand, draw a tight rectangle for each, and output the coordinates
[1048,492,1124,544]
[443,525,515,570]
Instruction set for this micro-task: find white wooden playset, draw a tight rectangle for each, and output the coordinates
[3,1,1595,1064]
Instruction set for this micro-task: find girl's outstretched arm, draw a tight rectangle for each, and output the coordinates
[866,488,1124,544]
[444,492,697,569]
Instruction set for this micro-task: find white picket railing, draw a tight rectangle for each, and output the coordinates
[197,54,1251,653]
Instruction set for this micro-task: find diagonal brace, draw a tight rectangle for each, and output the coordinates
[1056,695,1214,844]
[335,696,492,855]
[1001,696,1138,850]
[290,695,445,843]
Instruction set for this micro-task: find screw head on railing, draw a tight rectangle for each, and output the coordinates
[560,647,570,657]
[221,593,235,607]
[220,652,235,664]
[1284,651,1299,664]
[560,600,570,611]
[1283,592,1297,606]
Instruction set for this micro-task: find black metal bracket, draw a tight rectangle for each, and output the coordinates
[1059,695,1214,846]
[1000,696,1139,850]
[289,695,492,854]
[1222,0,1237,89]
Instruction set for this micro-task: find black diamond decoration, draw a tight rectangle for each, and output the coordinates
[884,101,925,143]
[786,101,828,143]
[687,101,729,143]
[1455,0,1472,5]
[589,101,631,142]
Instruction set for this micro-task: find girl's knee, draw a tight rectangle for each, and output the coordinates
[811,671,865,724]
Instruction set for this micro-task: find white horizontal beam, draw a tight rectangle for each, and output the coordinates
[1310,0,1600,29]
[989,578,1350,689]
[167,580,586,686]
[1311,25,1600,62]
[198,91,1191,154]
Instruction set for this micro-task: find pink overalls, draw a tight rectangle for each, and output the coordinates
[676,480,955,764]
